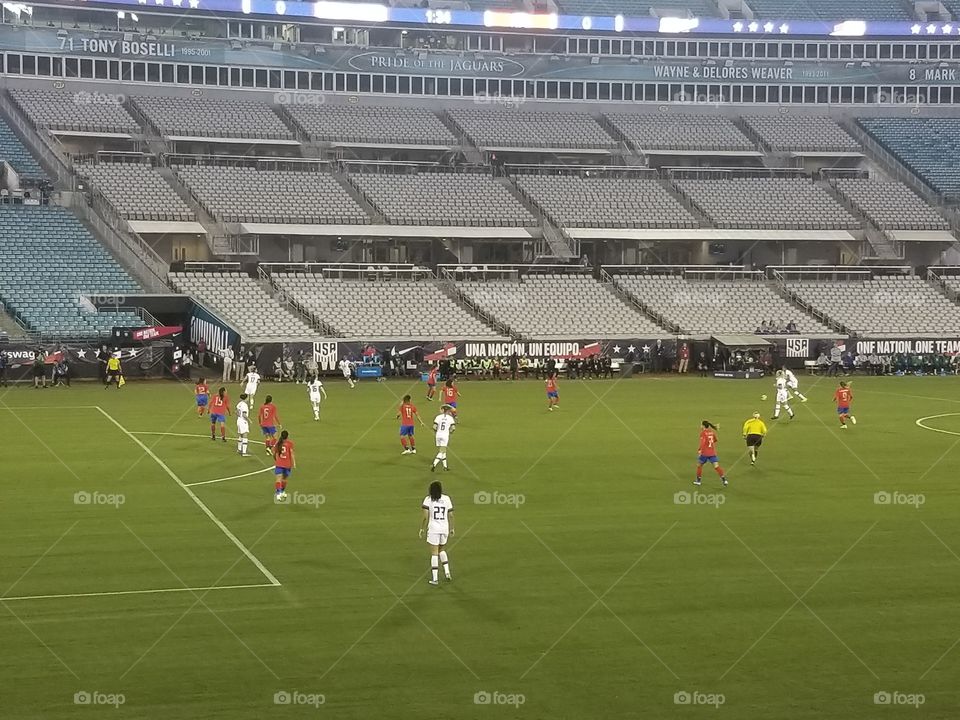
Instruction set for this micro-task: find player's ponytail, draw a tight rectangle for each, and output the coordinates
[218,387,225,399]
[275,430,289,460]
[702,420,717,430]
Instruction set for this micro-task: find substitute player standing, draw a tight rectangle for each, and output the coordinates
[242,367,261,409]
[307,375,327,421]
[236,393,251,456]
[431,405,456,472]
[772,371,795,420]
[258,395,281,453]
[397,394,424,455]
[834,381,857,429]
[695,420,728,487]
[419,480,454,585]
[209,387,230,443]
[782,366,808,402]
[194,377,209,417]
[742,411,768,466]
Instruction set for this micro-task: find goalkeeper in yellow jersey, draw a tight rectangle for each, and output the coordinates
[742,412,768,466]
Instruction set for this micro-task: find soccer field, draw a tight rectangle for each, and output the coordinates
[1,374,959,718]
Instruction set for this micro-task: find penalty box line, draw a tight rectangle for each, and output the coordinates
[2,583,277,603]
[95,406,282,588]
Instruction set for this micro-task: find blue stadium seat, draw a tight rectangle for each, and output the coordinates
[0,206,142,338]
[0,118,45,180]
[749,0,911,20]
[858,118,960,199]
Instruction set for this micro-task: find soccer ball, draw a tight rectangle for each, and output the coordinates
[760,394,768,401]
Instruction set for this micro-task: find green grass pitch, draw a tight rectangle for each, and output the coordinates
[1,374,960,718]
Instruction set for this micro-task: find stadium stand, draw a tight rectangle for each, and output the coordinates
[675,178,860,229]
[272,273,504,340]
[787,275,960,334]
[10,88,140,135]
[133,95,292,140]
[558,0,718,16]
[351,172,535,226]
[174,165,369,224]
[458,274,662,339]
[857,118,960,198]
[447,108,617,149]
[613,273,832,335]
[605,113,755,152]
[832,178,949,231]
[0,118,45,180]
[78,162,195,221]
[748,0,911,19]
[515,175,697,228]
[0,206,142,338]
[286,104,457,146]
[742,115,861,153]
[169,271,316,342]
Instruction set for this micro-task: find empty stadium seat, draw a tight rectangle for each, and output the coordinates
[516,175,697,228]
[787,275,960,334]
[833,178,948,231]
[0,117,45,180]
[133,95,291,140]
[743,115,861,153]
[749,0,910,19]
[858,118,960,198]
[174,165,369,224]
[447,108,617,149]
[273,274,505,340]
[458,275,662,339]
[606,113,755,152]
[0,206,142,338]
[558,0,717,16]
[78,162,194,222]
[169,271,316,342]
[675,178,859,229]
[615,274,832,335]
[351,172,535,226]
[287,104,457,146]
[11,88,140,135]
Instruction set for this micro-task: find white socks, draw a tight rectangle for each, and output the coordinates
[430,555,439,583]
[439,550,450,579]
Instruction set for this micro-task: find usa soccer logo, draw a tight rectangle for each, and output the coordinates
[785,338,809,358]
[313,341,338,371]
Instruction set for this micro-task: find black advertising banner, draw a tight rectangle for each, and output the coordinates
[852,338,960,355]
[0,344,172,380]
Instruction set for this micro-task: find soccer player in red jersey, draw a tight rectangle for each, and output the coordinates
[194,377,209,417]
[258,395,282,453]
[273,430,295,501]
[426,365,438,402]
[441,379,459,417]
[397,394,424,455]
[695,420,728,487]
[833,381,857,429]
[209,387,230,442]
[545,372,559,411]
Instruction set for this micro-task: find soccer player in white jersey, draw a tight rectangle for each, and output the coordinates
[419,480,454,585]
[339,358,355,389]
[782,366,808,402]
[772,371,794,420]
[431,405,456,472]
[236,393,251,456]
[243,368,261,409]
[307,375,327,421]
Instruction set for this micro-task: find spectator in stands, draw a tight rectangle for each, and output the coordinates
[786,320,798,333]
[677,342,690,374]
[828,344,842,376]
[221,345,234,383]
[197,339,206,368]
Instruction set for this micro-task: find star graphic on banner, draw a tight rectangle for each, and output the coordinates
[911,24,921,34]
[763,21,774,32]
[641,345,651,354]
[76,349,86,358]
[612,345,622,354]
[627,345,636,354]
[188,0,200,7]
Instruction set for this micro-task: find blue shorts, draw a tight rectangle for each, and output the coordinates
[547,391,558,399]
[274,467,291,478]
[261,426,276,436]
[698,454,719,465]
[196,395,208,407]
[837,406,849,415]
[210,413,225,423]
[400,425,415,436]
[447,401,457,408]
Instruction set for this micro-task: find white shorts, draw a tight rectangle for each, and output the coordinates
[244,386,257,397]
[342,370,351,378]
[776,390,789,404]
[427,532,448,546]
[237,420,250,434]
[435,437,449,448]
[787,380,798,390]
[310,397,322,405]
